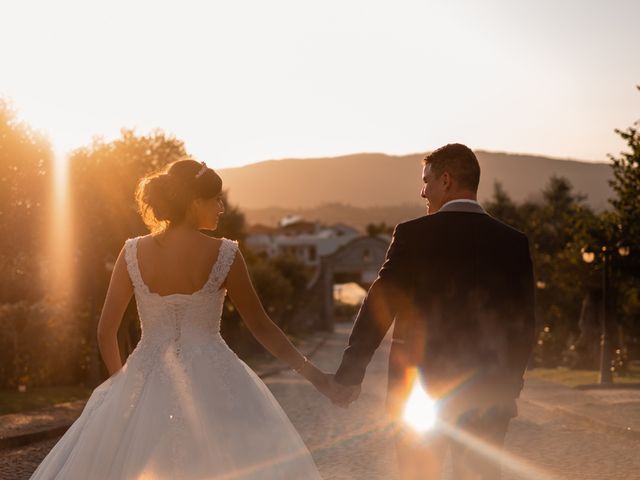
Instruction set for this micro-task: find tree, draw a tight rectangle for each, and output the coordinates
[484,182,523,230]
[69,129,188,298]
[486,177,598,367]
[220,252,312,357]
[606,85,640,364]
[609,85,640,276]
[0,99,53,302]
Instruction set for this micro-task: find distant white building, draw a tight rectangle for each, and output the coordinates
[245,219,360,267]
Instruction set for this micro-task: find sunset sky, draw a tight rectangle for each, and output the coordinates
[3,0,639,168]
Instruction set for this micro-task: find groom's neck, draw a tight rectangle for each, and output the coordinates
[443,191,478,204]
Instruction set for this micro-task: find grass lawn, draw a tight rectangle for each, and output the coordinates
[0,386,92,416]
[526,367,640,388]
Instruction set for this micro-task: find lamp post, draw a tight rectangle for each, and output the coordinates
[581,244,630,384]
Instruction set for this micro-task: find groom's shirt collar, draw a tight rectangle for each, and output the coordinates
[440,199,481,209]
[437,198,487,215]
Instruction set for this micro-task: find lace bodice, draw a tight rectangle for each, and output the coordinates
[123,236,239,367]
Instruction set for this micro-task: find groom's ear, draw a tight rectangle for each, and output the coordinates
[441,171,452,189]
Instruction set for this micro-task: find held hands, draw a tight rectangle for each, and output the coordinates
[325,374,361,408]
[295,358,361,407]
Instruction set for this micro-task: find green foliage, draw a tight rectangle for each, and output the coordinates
[267,254,313,331]
[484,182,524,230]
[608,85,640,276]
[0,299,90,389]
[365,222,393,236]
[220,251,312,357]
[487,157,640,368]
[0,99,53,303]
[486,176,598,367]
[606,85,640,362]
[68,129,188,301]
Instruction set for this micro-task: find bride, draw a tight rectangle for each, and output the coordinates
[31,158,343,479]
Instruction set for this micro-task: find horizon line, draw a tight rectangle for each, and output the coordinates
[218,148,610,170]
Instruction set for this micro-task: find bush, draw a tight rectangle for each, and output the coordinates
[0,299,90,389]
[220,252,312,358]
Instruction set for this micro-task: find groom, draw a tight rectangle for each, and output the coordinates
[333,144,536,479]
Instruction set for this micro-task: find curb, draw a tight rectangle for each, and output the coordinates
[0,425,71,451]
[0,331,332,451]
[574,383,640,391]
[521,397,640,442]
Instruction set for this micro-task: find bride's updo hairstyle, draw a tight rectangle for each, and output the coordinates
[135,158,223,233]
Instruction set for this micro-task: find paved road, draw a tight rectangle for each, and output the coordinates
[4,323,640,479]
[268,324,640,480]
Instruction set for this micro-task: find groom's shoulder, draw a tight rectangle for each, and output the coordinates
[393,214,453,238]
[483,216,531,251]
[486,215,528,239]
[398,213,528,242]
[394,215,430,233]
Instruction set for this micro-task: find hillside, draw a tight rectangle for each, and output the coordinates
[218,151,613,226]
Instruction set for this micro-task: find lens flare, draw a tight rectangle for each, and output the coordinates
[46,149,74,300]
[402,378,438,432]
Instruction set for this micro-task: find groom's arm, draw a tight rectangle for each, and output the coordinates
[506,234,536,394]
[334,223,411,386]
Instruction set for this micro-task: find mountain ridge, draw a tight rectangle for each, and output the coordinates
[218,150,613,218]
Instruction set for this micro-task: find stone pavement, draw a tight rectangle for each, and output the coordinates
[3,324,640,479]
[522,378,640,440]
[266,324,640,480]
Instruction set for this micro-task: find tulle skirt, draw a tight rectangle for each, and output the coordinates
[30,341,322,479]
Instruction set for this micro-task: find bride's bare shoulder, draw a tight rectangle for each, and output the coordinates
[193,235,228,260]
[134,232,227,254]
[199,234,225,247]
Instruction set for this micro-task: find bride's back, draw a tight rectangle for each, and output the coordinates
[135,233,224,298]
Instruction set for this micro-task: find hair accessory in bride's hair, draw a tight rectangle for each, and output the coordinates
[194,161,208,179]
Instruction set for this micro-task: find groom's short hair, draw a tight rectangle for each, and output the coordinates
[423,143,480,191]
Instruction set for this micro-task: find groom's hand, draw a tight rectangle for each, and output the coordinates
[328,375,361,408]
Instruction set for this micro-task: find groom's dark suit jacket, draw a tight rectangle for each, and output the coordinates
[335,201,536,418]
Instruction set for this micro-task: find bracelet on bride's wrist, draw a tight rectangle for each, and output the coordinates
[294,356,309,374]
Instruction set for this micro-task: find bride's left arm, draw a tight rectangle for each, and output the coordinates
[97,245,134,377]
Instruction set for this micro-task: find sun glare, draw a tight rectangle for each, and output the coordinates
[53,152,69,200]
[46,151,74,299]
[402,377,438,433]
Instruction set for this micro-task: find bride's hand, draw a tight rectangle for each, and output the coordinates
[300,362,330,392]
[296,361,338,398]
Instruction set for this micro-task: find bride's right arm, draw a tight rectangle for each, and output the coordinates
[225,251,330,392]
[97,245,133,377]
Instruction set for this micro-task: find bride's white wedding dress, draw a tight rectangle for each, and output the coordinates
[31,236,322,479]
